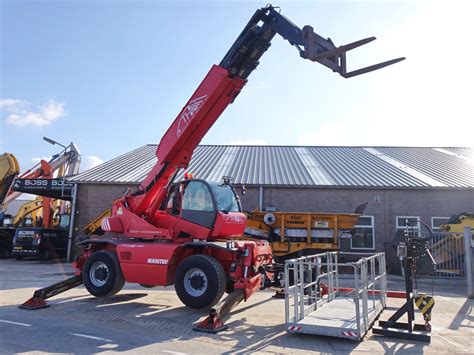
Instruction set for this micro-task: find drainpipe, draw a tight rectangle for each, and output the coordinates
[259,186,264,211]
[67,183,78,262]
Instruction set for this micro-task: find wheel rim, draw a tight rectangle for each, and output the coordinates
[89,261,110,287]
[183,268,208,297]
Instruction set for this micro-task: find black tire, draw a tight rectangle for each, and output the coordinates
[139,284,156,288]
[83,250,125,297]
[174,254,226,309]
[15,255,23,260]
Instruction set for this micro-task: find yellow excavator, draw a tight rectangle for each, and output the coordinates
[440,213,474,236]
[0,153,20,209]
[1,197,69,229]
[0,145,80,258]
[428,213,474,275]
[10,197,44,228]
[0,196,47,258]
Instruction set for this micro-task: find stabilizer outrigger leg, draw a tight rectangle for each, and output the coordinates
[20,275,83,310]
[193,289,246,334]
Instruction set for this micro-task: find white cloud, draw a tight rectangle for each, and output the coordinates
[228,139,268,145]
[81,156,104,172]
[1,98,67,127]
[0,99,27,108]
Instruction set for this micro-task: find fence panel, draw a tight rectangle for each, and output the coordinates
[426,231,465,278]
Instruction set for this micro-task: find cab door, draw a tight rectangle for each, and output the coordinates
[158,180,217,239]
[179,180,217,229]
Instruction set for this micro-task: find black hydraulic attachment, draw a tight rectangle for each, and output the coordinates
[20,275,83,310]
[372,223,436,342]
[220,5,405,80]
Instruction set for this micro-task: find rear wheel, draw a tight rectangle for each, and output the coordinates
[174,254,226,309]
[83,250,125,297]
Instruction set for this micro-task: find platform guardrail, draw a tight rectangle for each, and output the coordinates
[284,251,386,340]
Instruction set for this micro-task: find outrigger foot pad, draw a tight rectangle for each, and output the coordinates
[19,275,83,311]
[193,309,228,333]
[19,297,50,310]
[193,289,246,333]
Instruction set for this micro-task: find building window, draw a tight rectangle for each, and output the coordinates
[431,217,450,231]
[396,216,420,237]
[351,215,375,250]
[396,216,420,230]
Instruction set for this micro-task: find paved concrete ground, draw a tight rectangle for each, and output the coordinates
[0,258,472,354]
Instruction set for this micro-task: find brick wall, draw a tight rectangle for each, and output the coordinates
[73,183,137,239]
[73,183,474,267]
[240,186,474,270]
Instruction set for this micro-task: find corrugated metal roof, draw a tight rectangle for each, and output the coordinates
[306,147,429,187]
[71,145,157,184]
[377,147,474,188]
[69,145,474,188]
[443,147,474,160]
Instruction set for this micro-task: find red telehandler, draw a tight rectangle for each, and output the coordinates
[21,5,404,331]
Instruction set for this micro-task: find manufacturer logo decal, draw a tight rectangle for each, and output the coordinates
[177,95,208,137]
[224,215,245,224]
[28,179,47,186]
[147,258,168,265]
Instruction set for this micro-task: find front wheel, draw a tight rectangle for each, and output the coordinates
[83,250,125,297]
[174,254,226,309]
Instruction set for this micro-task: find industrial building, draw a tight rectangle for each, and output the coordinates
[69,145,474,257]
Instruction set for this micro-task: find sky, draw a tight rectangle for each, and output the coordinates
[1,0,473,173]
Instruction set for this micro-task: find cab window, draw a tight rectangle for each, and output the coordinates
[182,181,213,212]
[211,184,240,212]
